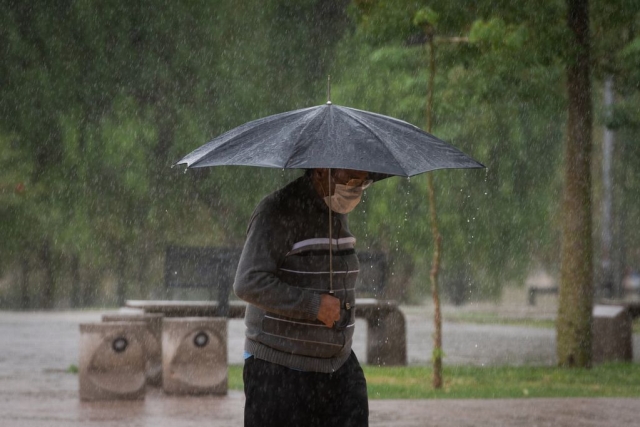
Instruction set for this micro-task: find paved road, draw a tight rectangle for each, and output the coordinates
[0,308,638,426]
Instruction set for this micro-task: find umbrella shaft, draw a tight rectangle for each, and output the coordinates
[328,169,333,293]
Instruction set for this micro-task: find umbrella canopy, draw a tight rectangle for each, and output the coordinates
[175,103,484,178]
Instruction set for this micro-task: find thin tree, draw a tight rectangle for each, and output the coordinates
[415,8,443,389]
[557,0,594,368]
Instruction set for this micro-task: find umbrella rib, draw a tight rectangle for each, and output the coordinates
[339,108,407,175]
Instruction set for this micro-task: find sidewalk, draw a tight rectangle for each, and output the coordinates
[1,289,639,426]
[2,379,640,427]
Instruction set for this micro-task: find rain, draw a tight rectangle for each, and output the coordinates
[1,1,640,426]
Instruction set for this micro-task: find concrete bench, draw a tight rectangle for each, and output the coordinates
[126,298,406,366]
[591,301,640,364]
[595,300,640,319]
[592,304,633,364]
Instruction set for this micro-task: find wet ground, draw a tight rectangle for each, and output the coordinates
[1,288,639,426]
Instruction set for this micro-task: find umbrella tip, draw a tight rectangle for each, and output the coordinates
[327,75,331,104]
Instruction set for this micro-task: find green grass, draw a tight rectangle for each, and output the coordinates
[444,312,557,329]
[228,362,640,399]
[443,312,640,333]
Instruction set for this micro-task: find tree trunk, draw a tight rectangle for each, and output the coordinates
[20,257,30,309]
[71,253,81,308]
[116,247,127,307]
[40,240,55,309]
[557,0,594,368]
[429,173,443,388]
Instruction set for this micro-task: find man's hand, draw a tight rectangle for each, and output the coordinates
[317,294,340,328]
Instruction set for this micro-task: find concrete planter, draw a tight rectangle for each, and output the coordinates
[102,313,163,386]
[78,322,147,401]
[162,317,227,395]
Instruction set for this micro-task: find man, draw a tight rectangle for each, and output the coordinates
[234,168,371,427]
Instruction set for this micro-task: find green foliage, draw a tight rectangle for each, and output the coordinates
[413,8,439,29]
[0,0,349,307]
[336,0,640,303]
[432,347,446,363]
[469,18,528,50]
[331,14,565,297]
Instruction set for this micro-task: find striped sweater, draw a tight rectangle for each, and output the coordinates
[233,174,358,373]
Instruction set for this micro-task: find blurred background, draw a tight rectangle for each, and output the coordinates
[1,0,639,310]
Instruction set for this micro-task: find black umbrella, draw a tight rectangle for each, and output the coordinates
[174,102,484,177]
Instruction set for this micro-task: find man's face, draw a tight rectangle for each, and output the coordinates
[315,168,369,196]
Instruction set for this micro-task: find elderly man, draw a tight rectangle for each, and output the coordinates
[234,168,371,427]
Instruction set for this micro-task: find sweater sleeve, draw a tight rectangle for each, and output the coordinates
[233,208,322,321]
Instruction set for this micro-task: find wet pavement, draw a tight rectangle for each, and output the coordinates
[1,290,639,426]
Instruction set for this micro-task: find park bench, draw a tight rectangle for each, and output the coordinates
[596,300,640,319]
[164,245,390,301]
[154,246,405,366]
[527,286,558,305]
[164,246,242,317]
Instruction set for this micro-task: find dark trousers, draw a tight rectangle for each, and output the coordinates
[243,351,369,427]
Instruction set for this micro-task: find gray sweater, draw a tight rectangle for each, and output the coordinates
[233,174,359,373]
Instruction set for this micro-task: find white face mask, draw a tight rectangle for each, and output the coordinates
[324,180,372,214]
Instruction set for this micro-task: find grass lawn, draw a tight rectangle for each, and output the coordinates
[444,312,557,329]
[228,362,640,399]
[442,312,640,334]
